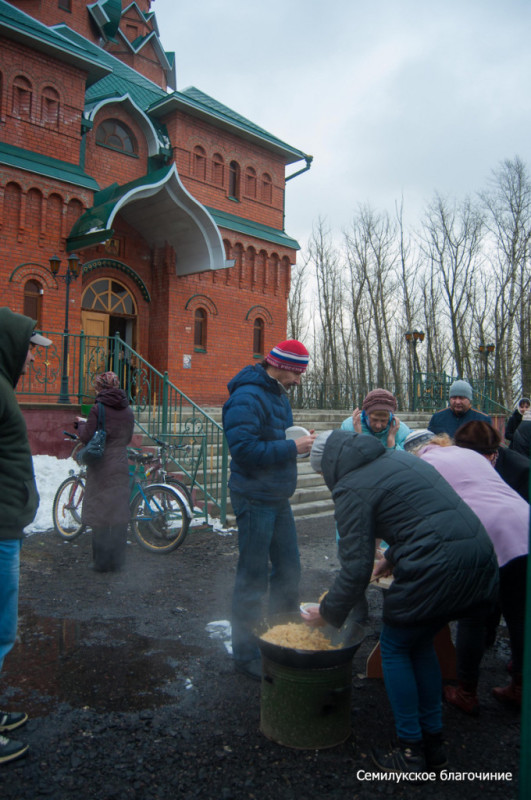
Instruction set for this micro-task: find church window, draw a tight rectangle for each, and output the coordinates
[58,0,72,10]
[212,153,224,186]
[229,161,240,200]
[261,173,273,204]
[41,86,60,128]
[23,280,43,327]
[194,308,207,350]
[245,167,257,199]
[13,76,32,119]
[253,317,264,356]
[193,146,207,180]
[96,119,138,156]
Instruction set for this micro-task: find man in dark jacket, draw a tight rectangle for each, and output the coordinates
[0,307,51,764]
[222,340,315,680]
[428,379,492,437]
[306,429,498,775]
[511,410,531,457]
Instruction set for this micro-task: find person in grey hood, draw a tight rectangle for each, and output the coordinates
[0,307,51,764]
[306,429,498,776]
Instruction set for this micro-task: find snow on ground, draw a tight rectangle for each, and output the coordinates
[27,454,236,536]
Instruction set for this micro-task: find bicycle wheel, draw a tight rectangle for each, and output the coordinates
[164,477,194,510]
[130,483,189,553]
[53,475,85,540]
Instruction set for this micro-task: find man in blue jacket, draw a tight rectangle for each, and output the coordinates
[428,380,492,437]
[223,340,315,680]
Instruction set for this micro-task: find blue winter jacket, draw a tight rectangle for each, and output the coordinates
[222,364,298,500]
[428,406,492,437]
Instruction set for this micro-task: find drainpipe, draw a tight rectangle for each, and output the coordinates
[282,155,313,230]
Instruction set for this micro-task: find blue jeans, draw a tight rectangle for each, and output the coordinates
[230,490,301,662]
[0,539,22,674]
[379,621,444,741]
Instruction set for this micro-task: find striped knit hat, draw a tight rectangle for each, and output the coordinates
[265,340,309,373]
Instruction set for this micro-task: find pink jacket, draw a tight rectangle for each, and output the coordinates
[418,444,528,567]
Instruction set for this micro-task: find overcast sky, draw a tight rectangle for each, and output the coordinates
[153,0,531,246]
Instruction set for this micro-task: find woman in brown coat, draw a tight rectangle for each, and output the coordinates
[76,372,135,571]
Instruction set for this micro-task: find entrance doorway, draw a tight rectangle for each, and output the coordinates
[81,278,137,399]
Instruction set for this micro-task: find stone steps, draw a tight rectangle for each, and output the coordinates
[134,408,431,525]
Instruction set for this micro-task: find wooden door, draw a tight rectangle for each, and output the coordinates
[81,311,109,400]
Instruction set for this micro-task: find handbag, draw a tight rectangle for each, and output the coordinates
[77,403,107,466]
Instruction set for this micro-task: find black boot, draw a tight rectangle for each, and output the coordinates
[423,730,448,770]
[371,738,426,775]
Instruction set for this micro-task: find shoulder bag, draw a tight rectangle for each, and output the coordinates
[77,403,107,466]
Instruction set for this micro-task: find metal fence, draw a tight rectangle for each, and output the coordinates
[290,373,510,415]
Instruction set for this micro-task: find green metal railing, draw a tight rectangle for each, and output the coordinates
[291,374,509,415]
[17,330,228,524]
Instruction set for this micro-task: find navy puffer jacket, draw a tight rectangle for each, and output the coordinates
[222,364,298,500]
[319,430,498,629]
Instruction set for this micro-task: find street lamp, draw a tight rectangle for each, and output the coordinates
[405,329,425,372]
[405,330,425,411]
[478,342,495,380]
[49,253,81,404]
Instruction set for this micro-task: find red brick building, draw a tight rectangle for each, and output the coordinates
[0,0,312,405]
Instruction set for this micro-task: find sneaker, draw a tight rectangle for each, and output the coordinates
[0,734,29,765]
[0,712,28,733]
[423,730,448,770]
[371,739,426,775]
[444,683,479,716]
[234,658,262,681]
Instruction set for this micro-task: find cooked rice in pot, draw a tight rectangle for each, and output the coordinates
[260,622,339,651]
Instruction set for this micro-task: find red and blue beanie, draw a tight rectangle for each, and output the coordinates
[265,340,310,373]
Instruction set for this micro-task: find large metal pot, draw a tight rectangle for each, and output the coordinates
[254,612,365,669]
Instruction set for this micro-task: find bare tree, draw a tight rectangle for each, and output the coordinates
[419,194,485,377]
[480,156,531,400]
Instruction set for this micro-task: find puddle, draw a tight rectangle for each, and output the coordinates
[1,607,204,716]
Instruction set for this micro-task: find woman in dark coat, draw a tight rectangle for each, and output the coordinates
[306,430,498,776]
[76,372,135,571]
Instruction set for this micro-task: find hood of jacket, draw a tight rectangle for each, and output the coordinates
[0,307,34,388]
[96,387,129,409]
[321,429,385,491]
[227,363,282,398]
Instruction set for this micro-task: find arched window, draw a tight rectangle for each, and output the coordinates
[194,308,207,350]
[229,161,240,200]
[261,172,272,204]
[193,146,207,180]
[82,278,136,316]
[23,280,43,327]
[13,75,32,119]
[212,153,224,186]
[245,167,257,199]
[41,86,60,127]
[253,317,264,356]
[95,119,138,155]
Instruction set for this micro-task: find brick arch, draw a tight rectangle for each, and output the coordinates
[245,304,273,324]
[184,293,218,316]
[4,181,23,229]
[9,262,59,289]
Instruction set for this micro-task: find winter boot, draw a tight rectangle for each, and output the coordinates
[423,730,448,771]
[444,681,479,716]
[371,738,426,776]
[491,675,522,709]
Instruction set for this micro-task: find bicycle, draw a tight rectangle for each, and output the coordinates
[53,438,193,553]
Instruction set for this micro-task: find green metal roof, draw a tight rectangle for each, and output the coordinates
[150,87,309,166]
[0,141,100,191]
[55,24,167,110]
[0,0,110,86]
[207,207,300,251]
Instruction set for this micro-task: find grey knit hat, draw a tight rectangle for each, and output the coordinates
[449,380,473,401]
[310,430,334,473]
